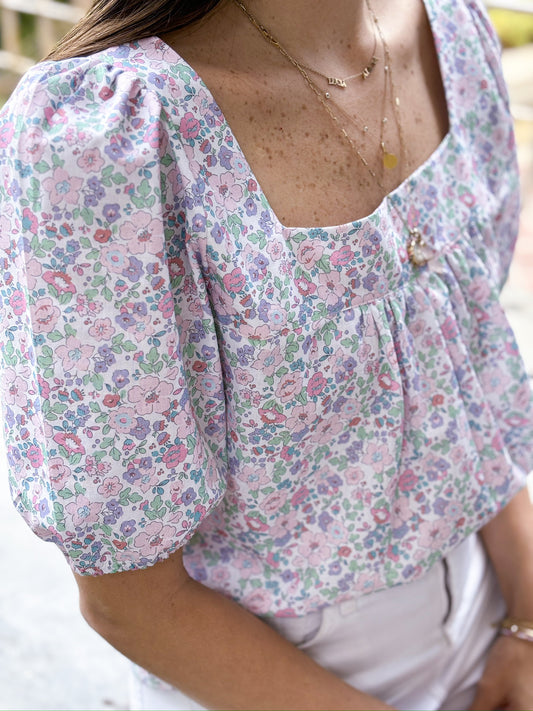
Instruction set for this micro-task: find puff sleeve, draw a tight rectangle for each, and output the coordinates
[0,56,227,574]
[465,0,521,290]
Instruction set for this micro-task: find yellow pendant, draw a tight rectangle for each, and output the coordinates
[383,151,398,170]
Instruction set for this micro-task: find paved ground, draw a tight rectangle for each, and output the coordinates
[0,44,532,711]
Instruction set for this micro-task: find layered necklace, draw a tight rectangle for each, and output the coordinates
[233,0,434,267]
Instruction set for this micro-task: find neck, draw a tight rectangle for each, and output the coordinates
[235,0,375,69]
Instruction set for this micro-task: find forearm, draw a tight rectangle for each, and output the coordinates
[480,485,533,617]
[77,556,393,711]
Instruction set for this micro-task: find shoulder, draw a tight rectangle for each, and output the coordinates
[1,38,208,143]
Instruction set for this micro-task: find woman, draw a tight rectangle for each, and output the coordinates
[1,0,533,708]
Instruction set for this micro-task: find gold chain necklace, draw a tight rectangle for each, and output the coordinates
[233,0,434,267]
[298,29,379,95]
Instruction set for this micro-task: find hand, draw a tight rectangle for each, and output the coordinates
[469,635,533,710]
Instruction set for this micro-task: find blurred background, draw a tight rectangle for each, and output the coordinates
[0,0,532,709]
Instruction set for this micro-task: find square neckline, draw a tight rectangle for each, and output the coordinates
[147,0,452,234]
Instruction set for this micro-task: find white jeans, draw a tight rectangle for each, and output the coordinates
[129,534,504,711]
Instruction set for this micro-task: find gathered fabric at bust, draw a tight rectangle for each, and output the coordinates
[1,0,532,617]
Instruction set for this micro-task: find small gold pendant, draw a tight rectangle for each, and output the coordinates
[407,228,433,267]
[327,77,347,88]
[382,151,398,170]
[362,56,379,80]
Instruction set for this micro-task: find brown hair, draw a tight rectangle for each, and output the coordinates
[46,0,224,61]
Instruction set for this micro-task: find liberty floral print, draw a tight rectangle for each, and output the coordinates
[1,0,533,618]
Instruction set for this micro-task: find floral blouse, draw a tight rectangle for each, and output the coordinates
[1,0,532,617]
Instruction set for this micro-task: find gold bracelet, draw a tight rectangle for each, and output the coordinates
[494,616,533,643]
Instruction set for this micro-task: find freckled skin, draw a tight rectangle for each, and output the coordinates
[164,0,448,228]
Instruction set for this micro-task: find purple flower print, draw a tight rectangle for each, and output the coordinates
[116,312,136,329]
[124,466,142,484]
[318,511,333,531]
[130,417,151,440]
[245,198,257,216]
[181,487,196,506]
[103,203,121,223]
[210,222,224,244]
[122,256,143,282]
[219,145,232,170]
[112,369,130,388]
[120,520,137,536]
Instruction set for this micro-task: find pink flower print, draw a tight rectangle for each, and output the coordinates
[77,147,105,173]
[275,372,303,403]
[345,467,364,487]
[371,507,391,525]
[174,410,196,439]
[180,112,201,140]
[317,271,346,307]
[236,464,270,491]
[223,266,246,294]
[362,442,394,473]
[234,552,262,578]
[298,531,331,566]
[97,476,123,498]
[326,520,348,544]
[65,494,103,528]
[88,317,116,341]
[307,372,327,398]
[48,457,72,490]
[259,490,287,515]
[133,521,177,557]
[0,120,14,149]
[101,243,129,274]
[252,344,283,376]
[31,297,60,333]
[269,510,298,540]
[25,257,42,291]
[235,368,254,386]
[43,270,76,295]
[19,125,47,164]
[296,240,323,269]
[109,406,137,434]
[391,496,413,524]
[9,289,27,316]
[266,305,287,331]
[242,588,272,615]
[42,166,83,206]
[53,432,86,456]
[119,211,164,255]
[161,444,188,469]
[27,444,44,468]
[354,571,382,594]
[295,277,316,296]
[4,368,28,407]
[211,171,243,211]
[313,415,343,444]
[0,215,14,251]
[127,375,173,415]
[266,240,284,261]
[158,290,175,320]
[418,519,452,550]
[330,245,354,267]
[240,322,272,341]
[259,408,286,425]
[285,403,317,433]
[398,469,419,492]
[55,335,94,372]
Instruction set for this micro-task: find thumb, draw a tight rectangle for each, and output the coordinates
[469,679,505,711]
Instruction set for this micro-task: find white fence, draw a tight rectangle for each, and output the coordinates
[0,0,85,76]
